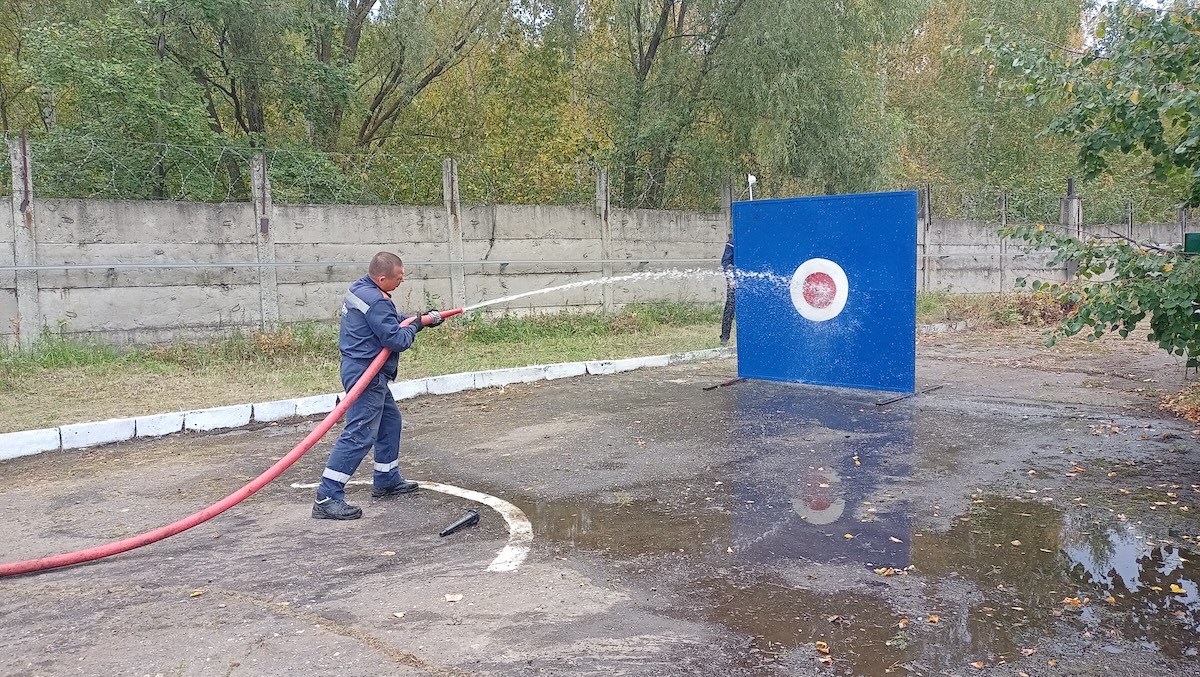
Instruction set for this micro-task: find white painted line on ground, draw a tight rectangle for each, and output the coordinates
[290,479,532,572]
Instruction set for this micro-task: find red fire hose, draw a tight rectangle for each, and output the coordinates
[0,309,464,577]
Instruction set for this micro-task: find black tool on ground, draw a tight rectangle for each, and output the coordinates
[702,377,745,392]
[875,384,946,406]
[439,509,480,537]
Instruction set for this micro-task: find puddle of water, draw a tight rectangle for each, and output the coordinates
[524,490,1200,672]
[905,499,1200,661]
[688,578,910,674]
[503,379,1199,668]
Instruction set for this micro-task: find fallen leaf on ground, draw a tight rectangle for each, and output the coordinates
[927,615,940,623]
[1150,586,1163,592]
[898,618,909,628]
[381,551,396,556]
[815,641,830,655]
[445,593,464,602]
[889,536,903,543]
[844,534,855,539]
[1119,489,1132,495]
[1171,584,1186,594]
[190,591,204,598]
[1048,659,1058,667]
[818,655,833,666]
[1021,648,1037,656]
[1106,595,1116,604]
[971,661,985,669]
[1062,597,1082,607]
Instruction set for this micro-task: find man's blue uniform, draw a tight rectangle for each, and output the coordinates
[720,236,736,345]
[316,275,425,502]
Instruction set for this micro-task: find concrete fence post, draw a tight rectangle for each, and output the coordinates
[9,131,41,349]
[250,152,279,330]
[999,191,1008,293]
[916,185,931,292]
[596,169,613,312]
[1060,178,1083,280]
[1179,207,1189,248]
[443,158,466,309]
[720,181,733,234]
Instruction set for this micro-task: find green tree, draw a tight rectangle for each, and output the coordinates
[996,2,1200,361]
[718,0,922,198]
[992,1,1200,208]
[20,7,220,198]
[891,0,1087,220]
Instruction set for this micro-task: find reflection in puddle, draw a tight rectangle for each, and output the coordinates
[917,499,1200,661]
[524,492,1200,671]
[1062,513,1200,658]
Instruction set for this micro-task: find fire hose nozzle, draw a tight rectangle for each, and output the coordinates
[423,308,465,326]
[439,509,480,537]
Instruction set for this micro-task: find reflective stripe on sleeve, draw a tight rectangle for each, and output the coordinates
[343,292,371,314]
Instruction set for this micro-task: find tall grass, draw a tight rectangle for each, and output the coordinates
[915,291,1069,327]
[0,303,723,389]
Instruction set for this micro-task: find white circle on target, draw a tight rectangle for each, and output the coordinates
[790,258,849,322]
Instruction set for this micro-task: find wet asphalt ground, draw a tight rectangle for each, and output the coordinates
[2,329,1199,676]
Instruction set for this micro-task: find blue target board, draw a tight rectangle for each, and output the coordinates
[731,191,917,393]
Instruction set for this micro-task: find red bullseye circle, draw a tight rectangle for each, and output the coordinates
[790,258,849,322]
[802,272,836,309]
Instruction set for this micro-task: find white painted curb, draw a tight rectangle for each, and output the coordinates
[1,347,735,458]
[0,428,61,461]
[475,366,546,389]
[61,418,135,450]
[294,394,338,417]
[253,399,298,423]
[544,362,588,380]
[135,412,185,438]
[185,404,253,432]
[389,379,429,401]
[425,372,478,396]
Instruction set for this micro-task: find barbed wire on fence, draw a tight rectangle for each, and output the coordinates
[1,134,1192,224]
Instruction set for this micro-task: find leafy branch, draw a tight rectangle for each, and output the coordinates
[1003,222,1200,359]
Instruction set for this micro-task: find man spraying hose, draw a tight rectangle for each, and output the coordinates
[313,251,447,520]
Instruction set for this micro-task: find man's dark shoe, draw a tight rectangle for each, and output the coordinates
[372,479,419,498]
[312,497,363,520]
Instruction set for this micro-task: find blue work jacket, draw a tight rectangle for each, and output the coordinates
[338,275,423,381]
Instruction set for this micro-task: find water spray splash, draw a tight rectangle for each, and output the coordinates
[462,268,723,312]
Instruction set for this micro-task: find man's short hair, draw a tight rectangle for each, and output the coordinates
[369,252,403,278]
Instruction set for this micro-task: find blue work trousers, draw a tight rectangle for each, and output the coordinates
[316,366,403,501]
